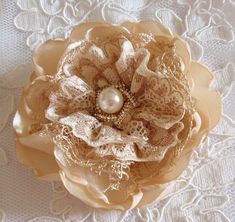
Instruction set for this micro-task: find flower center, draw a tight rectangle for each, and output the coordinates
[98,86,124,114]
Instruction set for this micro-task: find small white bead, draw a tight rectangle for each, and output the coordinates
[98,87,124,114]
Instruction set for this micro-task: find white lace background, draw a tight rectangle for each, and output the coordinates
[0,0,234,221]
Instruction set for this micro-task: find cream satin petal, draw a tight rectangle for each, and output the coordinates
[14,82,44,136]
[65,171,109,203]
[191,62,213,87]
[193,90,221,129]
[33,39,69,76]
[19,131,54,155]
[54,148,111,202]
[56,152,138,206]
[191,62,221,129]
[137,184,168,207]
[70,22,111,42]
[104,182,139,204]
[174,36,193,85]
[16,139,59,180]
[55,148,142,209]
[66,170,144,210]
[24,76,50,110]
[85,25,130,42]
[60,170,111,209]
[61,168,110,203]
[29,71,38,82]
[23,76,52,125]
[60,170,143,210]
[121,20,173,37]
[13,101,32,136]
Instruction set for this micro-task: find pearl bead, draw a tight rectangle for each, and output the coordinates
[98,87,124,114]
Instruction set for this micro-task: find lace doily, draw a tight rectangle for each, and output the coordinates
[0,0,234,221]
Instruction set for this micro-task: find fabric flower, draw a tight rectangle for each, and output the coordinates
[13,21,221,210]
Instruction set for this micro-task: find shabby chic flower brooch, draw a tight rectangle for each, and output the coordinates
[13,21,221,210]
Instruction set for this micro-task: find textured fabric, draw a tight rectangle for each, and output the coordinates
[0,0,234,221]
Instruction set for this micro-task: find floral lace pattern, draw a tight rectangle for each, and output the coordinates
[0,0,234,221]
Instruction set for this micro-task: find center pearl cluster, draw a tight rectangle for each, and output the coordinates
[98,86,124,114]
